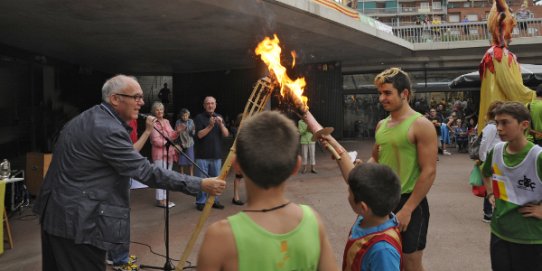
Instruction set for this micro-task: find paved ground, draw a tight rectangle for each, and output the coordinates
[1,139,491,270]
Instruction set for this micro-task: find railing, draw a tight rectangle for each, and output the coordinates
[392,18,542,43]
[447,1,492,8]
[360,6,446,15]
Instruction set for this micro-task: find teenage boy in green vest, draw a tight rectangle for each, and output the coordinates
[196,111,338,271]
[368,68,437,271]
[481,101,542,271]
[319,67,434,271]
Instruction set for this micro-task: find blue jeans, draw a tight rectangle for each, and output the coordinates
[195,159,222,204]
[107,243,129,265]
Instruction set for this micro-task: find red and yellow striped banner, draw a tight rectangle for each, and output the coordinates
[313,0,360,19]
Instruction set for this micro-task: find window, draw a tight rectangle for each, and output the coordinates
[467,14,478,21]
[433,1,442,10]
[449,14,460,22]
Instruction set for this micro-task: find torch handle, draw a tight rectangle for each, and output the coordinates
[324,142,341,160]
[314,127,341,160]
[176,77,273,270]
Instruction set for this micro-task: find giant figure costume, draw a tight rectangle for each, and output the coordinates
[477,0,535,130]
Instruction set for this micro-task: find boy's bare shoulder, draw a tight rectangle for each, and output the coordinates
[206,219,234,237]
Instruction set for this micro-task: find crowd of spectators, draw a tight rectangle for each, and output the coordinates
[418,97,477,154]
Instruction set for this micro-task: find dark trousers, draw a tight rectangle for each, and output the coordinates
[394,194,430,253]
[42,229,106,271]
[490,233,542,271]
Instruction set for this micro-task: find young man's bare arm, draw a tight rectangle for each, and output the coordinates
[319,134,355,182]
[315,211,340,271]
[197,220,236,271]
[396,117,437,231]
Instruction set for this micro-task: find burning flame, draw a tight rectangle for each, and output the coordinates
[255,34,308,111]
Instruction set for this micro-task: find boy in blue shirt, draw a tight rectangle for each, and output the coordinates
[321,135,402,271]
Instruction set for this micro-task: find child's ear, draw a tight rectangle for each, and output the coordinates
[520,120,530,131]
[360,201,370,214]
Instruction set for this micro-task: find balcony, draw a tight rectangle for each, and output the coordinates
[360,5,446,16]
[391,18,542,43]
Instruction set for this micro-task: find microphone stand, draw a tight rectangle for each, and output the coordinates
[139,118,209,271]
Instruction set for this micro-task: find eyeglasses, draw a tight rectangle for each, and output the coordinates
[114,93,144,102]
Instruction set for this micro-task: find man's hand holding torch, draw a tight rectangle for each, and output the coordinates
[201,178,226,196]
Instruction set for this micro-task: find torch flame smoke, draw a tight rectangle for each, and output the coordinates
[255,34,308,111]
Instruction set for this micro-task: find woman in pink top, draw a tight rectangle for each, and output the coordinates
[150,102,179,208]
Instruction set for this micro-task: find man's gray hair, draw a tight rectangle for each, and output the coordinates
[102,75,138,102]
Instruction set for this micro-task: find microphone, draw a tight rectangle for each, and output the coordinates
[138,113,149,119]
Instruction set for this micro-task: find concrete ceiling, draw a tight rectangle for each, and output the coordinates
[0,0,541,75]
[0,0,407,74]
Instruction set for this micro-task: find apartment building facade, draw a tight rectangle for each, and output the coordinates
[352,0,542,26]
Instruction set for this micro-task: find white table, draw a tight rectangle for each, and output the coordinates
[1,170,25,212]
[0,177,24,184]
[1,175,23,254]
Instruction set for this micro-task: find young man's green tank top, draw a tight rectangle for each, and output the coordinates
[375,112,422,194]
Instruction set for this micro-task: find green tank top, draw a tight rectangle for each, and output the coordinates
[375,112,422,194]
[228,204,320,271]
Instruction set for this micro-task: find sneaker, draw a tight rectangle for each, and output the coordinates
[112,262,139,271]
[443,150,452,156]
[156,200,175,208]
[196,203,205,211]
[232,198,245,205]
[106,255,137,266]
[482,215,492,223]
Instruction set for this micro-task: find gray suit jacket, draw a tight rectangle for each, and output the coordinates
[33,103,202,250]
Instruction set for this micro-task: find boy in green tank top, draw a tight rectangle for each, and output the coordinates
[197,111,338,271]
[317,68,437,271]
[481,102,542,271]
[369,68,437,271]
[370,68,437,271]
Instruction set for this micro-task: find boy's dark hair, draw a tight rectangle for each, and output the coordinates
[495,101,531,124]
[347,163,401,217]
[536,83,542,97]
[374,67,413,101]
[486,100,504,121]
[235,111,299,189]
